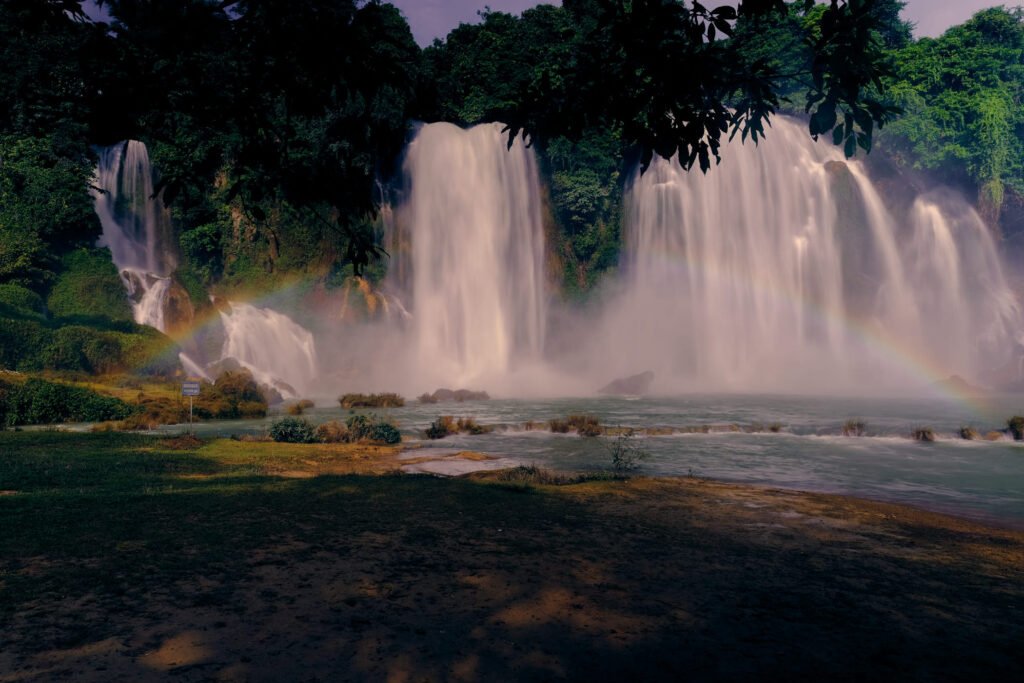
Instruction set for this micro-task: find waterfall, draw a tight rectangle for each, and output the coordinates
[396,122,548,389]
[610,116,1022,392]
[93,141,176,330]
[219,303,319,398]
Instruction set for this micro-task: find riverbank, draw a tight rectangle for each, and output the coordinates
[1,432,1021,681]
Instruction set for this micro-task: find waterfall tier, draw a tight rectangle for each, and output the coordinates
[395,121,549,389]
[608,116,1021,392]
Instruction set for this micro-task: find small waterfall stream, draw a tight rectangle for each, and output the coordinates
[93,141,319,393]
[93,141,177,330]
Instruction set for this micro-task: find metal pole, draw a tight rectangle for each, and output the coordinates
[190,395,194,436]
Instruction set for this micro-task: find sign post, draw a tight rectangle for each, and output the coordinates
[182,381,201,435]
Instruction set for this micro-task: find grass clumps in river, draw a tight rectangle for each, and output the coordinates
[842,419,868,437]
[274,413,402,445]
[338,393,404,408]
[425,415,494,439]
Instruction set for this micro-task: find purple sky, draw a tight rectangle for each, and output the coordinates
[82,1,1008,45]
[387,0,1008,45]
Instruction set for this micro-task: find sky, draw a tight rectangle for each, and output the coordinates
[388,0,1007,46]
[81,1,1009,46]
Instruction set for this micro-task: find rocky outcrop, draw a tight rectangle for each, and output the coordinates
[598,371,654,396]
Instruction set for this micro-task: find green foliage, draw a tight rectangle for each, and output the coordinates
[880,7,1024,219]
[0,312,176,375]
[0,377,136,428]
[0,135,98,286]
[194,370,268,420]
[269,417,317,444]
[368,421,402,445]
[46,249,133,322]
[0,283,44,317]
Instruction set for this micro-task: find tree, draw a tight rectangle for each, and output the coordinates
[880,7,1024,222]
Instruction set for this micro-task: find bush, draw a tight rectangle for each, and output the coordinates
[426,415,457,439]
[1007,416,1024,441]
[338,392,404,408]
[287,399,315,416]
[0,377,136,427]
[269,417,317,443]
[345,413,373,440]
[841,419,868,437]
[604,432,650,473]
[315,420,349,443]
[418,392,438,404]
[0,284,45,317]
[193,370,268,419]
[368,421,402,444]
[47,249,134,322]
[911,427,936,442]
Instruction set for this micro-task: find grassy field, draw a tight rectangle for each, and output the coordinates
[1,432,1022,682]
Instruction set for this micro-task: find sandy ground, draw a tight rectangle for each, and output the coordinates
[1,446,1022,682]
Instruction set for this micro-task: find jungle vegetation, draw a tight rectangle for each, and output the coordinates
[0,0,1021,334]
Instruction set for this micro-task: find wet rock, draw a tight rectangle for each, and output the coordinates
[598,371,654,396]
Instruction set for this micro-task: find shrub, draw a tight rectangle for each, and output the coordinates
[287,399,315,416]
[959,426,979,440]
[567,414,602,437]
[368,421,402,444]
[418,392,438,404]
[0,377,136,427]
[47,249,134,322]
[269,417,317,443]
[315,420,348,443]
[193,369,268,419]
[768,423,784,433]
[0,284,45,317]
[338,392,404,408]
[345,413,373,440]
[604,432,650,473]
[985,431,1005,441]
[1007,416,1024,441]
[426,415,457,439]
[841,419,868,437]
[911,427,936,442]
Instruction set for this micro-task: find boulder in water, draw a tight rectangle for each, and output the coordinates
[598,371,654,396]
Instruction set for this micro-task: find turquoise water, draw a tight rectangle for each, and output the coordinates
[162,394,1024,527]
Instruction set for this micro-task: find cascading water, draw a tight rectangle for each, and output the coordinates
[219,303,318,397]
[93,141,177,330]
[93,141,320,392]
[600,116,1022,393]
[393,121,549,390]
